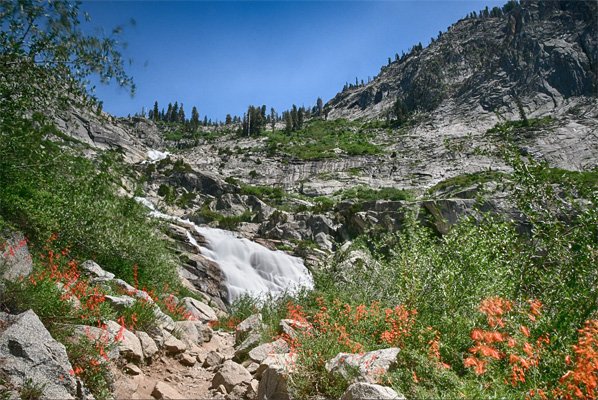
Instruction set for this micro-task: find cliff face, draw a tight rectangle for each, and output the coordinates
[326,1,597,123]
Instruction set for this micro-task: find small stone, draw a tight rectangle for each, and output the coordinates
[181,353,197,366]
[136,331,159,361]
[216,384,227,394]
[340,382,404,400]
[124,363,142,375]
[163,332,187,354]
[151,381,183,399]
[204,350,224,368]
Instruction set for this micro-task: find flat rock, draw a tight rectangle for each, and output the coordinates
[248,338,290,364]
[0,310,78,399]
[0,232,33,282]
[340,382,404,400]
[180,353,197,366]
[234,330,262,361]
[151,381,184,399]
[235,314,263,344]
[163,332,187,354]
[80,260,115,280]
[181,297,218,322]
[211,360,252,392]
[326,347,401,384]
[135,330,159,360]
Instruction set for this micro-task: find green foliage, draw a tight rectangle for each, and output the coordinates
[240,185,285,200]
[338,186,414,202]
[265,119,383,160]
[486,116,556,134]
[226,146,596,399]
[427,171,507,194]
[20,378,45,400]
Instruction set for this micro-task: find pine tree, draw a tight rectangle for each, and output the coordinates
[153,101,159,121]
[165,103,173,123]
[190,106,200,130]
[225,114,232,125]
[291,105,299,131]
[298,107,304,130]
[171,102,179,123]
[178,103,185,125]
[203,116,208,126]
[270,107,276,131]
[316,97,323,116]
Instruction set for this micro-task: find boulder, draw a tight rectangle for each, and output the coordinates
[326,347,401,384]
[151,381,184,399]
[200,323,214,342]
[163,332,187,354]
[279,319,311,339]
[256,353,297,400]
[0,310,78,399]
[180,353,196,367]
[235,313,263,344]
[204,350,224,368]
[104,294,135,311]
[80,260,115,280]
[248,338,290,364]
[174,320,204,347]
[211,360,252,392]
[0,232,32,282]
[234,330,262,362]
[340,382,404,400]
[181,297,218,322]
[106,320,143,362]
[135,331,159,360]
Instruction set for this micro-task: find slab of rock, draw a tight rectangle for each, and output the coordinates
[181,297,218,322]
[124,363,142,376]
[175,320,204,347]
[0,310,78,399]
[248,338,290,364]
[235,313,263,344]
[151,381,184,399]
[211,360,252,392]
[340,382,404,400]
[255,353,297,380]
[0,232,33,282]
[326,348,401,384]
[163,332,187,354]
[199,323,214,342]
[257,364,295,400]
[234,330,262,361]
[204,350,224,368]
[106,320,144,362]
[104,294,135,311]
[135,331,159,360]
[80,260,115,280]
[180,353,197,367]
[279,319,311,339]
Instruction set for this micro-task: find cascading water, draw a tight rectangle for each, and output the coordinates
[135,197,313,302]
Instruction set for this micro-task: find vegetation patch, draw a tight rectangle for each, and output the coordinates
[265,119,383,160]
[337,186,414,202]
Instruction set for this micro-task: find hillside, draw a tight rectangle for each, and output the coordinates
[1,0,598,399]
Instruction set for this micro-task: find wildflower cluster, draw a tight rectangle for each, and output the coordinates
[555,319,598,399]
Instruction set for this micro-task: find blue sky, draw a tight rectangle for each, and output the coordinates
[80,1,506,121]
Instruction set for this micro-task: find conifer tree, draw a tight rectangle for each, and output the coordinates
[225,114,232,125]
[316,97,323,116]
[190,106,200,130]
[171,102,179,123]
[153,101,159,121]
[178,103,185,125]
[165,103,173,123]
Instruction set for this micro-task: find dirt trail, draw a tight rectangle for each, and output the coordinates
[115,331,235,399]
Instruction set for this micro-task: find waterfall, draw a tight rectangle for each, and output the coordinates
[135,198,313,302]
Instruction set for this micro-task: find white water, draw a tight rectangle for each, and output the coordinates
[135,197,313,302]
[146,150,170,162]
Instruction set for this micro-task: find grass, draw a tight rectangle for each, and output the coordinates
[427,171,507,194]
[337,186,414,202]
[265,119,384,160]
